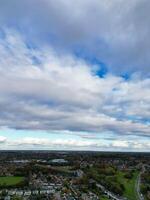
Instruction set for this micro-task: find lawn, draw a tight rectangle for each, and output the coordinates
[100,195,110,200]
[85,167,139,200]
[116,171,139,200]
[0,176,24,186]
[54,166,73,172]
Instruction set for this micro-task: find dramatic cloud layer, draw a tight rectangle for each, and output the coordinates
[0,0,150,75]
[0,30,149,138]
[0,1,149,151]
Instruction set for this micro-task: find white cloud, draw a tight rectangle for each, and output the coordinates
[0,136,7,143]
[111,140,150,151]
[0,0,149,150]
[1,136,148,151]
[112,140,129,148]
[0,0,150,74]
[0,29,149,140]
[6,137,106,149]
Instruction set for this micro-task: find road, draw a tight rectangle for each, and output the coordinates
[95,165,149,200]
[135,165,146,200]
[96,183,125,200]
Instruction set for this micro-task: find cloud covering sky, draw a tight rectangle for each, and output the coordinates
[0,0,149,151]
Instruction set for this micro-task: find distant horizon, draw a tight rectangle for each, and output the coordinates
[0,150,150,153]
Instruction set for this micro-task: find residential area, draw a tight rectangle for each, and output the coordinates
[0,151,149,200]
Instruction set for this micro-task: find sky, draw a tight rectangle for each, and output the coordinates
[0,0,149,151]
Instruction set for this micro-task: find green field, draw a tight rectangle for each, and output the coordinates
[0,176,24,186]
[116,171,139,200]
[100,195,110,200]
[85,166,139,200]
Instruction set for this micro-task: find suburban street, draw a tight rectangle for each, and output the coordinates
[96,183,125,200]
[136,165,146,200]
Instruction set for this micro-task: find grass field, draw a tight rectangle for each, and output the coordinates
[116,171,139,200]
[85,166,139,200]
[100,195,110,200]
[53,166,73,172]
[0,176,24,186]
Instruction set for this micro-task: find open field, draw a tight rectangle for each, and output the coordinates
[100,195,110,200]
[85,166,139,200]
[0,176,24,186]
[116,171,139,200]
[52,166,73,172]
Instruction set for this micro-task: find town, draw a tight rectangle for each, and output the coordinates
[0,151,149,200]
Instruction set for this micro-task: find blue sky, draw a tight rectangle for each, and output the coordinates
[0,0,149,151]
